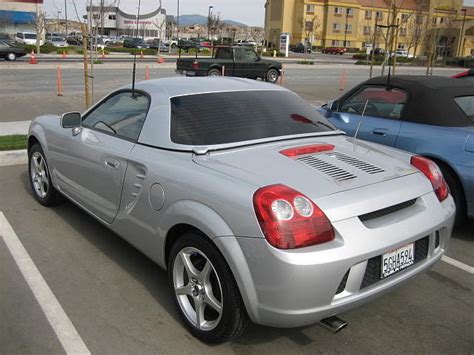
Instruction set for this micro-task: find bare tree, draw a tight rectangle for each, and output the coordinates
[34,11,47,54]
[297,15,321,61]
[250,27,265,55]
[208,12,223,52]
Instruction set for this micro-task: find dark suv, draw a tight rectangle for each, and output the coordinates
[123,37,150,49]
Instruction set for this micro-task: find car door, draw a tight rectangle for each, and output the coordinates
[232,47,249,77]
[331,85,407,146]
[242,48,265,78]
[51,90,150,223]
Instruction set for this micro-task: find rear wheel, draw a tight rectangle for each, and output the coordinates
[6,52,16,61]
[266,68,279,84]
[208,68,221,77]
[168,232,249,343]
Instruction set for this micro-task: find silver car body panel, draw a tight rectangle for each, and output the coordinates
[28,77,455,328]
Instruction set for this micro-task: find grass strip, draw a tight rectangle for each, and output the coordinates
[0,135,28,151]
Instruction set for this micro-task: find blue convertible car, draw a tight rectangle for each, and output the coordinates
[320,75,474,223]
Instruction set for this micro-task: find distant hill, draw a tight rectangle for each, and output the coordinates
[176,14,247,27]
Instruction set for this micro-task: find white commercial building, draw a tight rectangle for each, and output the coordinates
[86,2,166,39]
[0,0,43,35]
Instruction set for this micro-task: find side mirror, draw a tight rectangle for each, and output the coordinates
[324,100,339,111]
[61,111,82,128]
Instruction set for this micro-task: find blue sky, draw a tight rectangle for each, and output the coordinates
[44,0,474,27]
[44,0,267,27]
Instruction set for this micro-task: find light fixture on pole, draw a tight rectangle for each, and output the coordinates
[64,0,68,37]
[208,5,213,40]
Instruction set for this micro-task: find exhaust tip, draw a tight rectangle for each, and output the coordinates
[318,316,348,333]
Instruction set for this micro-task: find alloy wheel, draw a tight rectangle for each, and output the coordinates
[30,151,50,198]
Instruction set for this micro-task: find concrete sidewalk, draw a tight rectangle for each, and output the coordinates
[0,121,31,136]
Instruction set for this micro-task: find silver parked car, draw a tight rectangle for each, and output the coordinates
[28,77,455,343]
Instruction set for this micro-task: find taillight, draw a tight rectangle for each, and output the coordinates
[253,184,335,249]
[192,60,199,69]
[280,144,334,157]
[410,156,449,202]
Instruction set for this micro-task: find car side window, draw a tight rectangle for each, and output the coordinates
[244,49,258,61]
[339,86,408,119]
[216,48,232,59]
[82,91,149,141]
[234,48,244,61]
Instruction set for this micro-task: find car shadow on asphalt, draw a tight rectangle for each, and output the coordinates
[20,171,319,347]
[452,219,474,241]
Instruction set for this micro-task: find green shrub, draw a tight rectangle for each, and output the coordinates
[262,51,285,57]
[297,60,314,65]
[106,47,157,55]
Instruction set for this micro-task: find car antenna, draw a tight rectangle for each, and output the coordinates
[353,99,369,145]
[131,0,142,97]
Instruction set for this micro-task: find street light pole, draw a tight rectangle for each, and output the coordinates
[57,11,61,33]
[208,5,213,40]
[64,0,68,37]
[177,0,180,57]
[343,8,349,48]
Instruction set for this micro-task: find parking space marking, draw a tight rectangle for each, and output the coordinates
[442,256,474,274]
[0,212,91,355]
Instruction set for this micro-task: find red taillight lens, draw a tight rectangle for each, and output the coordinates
[280,144,335,157]
[410,156,449,202]
[253,184,335,249]
[192,60,199,69]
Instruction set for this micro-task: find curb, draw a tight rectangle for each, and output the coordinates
[0,150,28,167]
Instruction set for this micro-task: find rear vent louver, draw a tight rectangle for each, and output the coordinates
[296,151,385,182]
[297,156,357,182]
[330,152,385,175]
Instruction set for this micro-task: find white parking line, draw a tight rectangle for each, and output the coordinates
[442,256,474,274]
[0,212,91,355]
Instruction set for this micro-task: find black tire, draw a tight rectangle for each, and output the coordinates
[439,165,466,226]
[6,52,16,61]
[207,68,222,77]
[265,68,279,84]
[168,232,249,343]
[28,143,64,206]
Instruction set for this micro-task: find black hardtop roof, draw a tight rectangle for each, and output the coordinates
[346,75,474,126]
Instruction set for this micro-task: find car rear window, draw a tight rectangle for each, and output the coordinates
[454,96,474,120]
[24,34,36,39]
[170,91,336,146]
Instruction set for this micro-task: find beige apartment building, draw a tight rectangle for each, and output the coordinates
[265,0,474,57]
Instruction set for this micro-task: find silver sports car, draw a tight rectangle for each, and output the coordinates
[28,77,455,343]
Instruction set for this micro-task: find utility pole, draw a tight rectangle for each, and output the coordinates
[208,5,213,40]
[177,0,180,58]
[64,0,68,37]
[458,8,467,57]
[100,0,105,36]
[57,11,62,33]
[88,0,95,104]
[369,16,378,78]
[392,18,400,75]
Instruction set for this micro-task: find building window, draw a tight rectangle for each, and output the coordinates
[400,27,407,36]
[333,23,341,32]
[306,4,315,13]
[346,8,353,17]
[363,26,371,35]
[376,11,383,20]
[305,21,314,32]
[334,7,343,15]
[365,10,372,19]
[416,15,424,24]
[344,41,351,47]
[432,17,437,25]
[332,40,340,46]
[108,14,116,20]
[345,24,352,32]
[439,17,444,24]
[398,43,406,49]
[401,13,409,21]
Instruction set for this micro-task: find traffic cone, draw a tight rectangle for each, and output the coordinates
[156,57,165,64]
[29,50,37,64]
[62,50,67,59]
[101,50,106,59]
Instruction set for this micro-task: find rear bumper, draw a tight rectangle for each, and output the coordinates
[215,193,455,328]
[175,69,206,77]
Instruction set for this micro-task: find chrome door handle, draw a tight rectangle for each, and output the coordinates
[105,159,120,170]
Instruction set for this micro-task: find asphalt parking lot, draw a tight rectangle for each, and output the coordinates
[0,63,473,354]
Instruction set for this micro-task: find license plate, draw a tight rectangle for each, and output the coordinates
[381,243,415,278]
[185,71,195,76]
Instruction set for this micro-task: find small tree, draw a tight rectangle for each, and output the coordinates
[34,11,47,54]
[251,27,265,55]
[298,15,321,61]
[208,12,223,53]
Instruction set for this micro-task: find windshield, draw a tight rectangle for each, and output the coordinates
[170,91,336,146]
[52,37,64,42]
[24,33,36,39]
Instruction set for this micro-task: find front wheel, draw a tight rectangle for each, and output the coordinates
[28,143,64,206]
[265,68,279,84]
[6,52,16,61]
[168,233,249,343]
[207,68,222,77]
